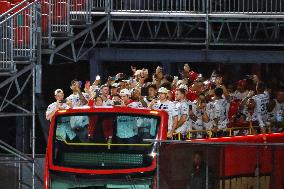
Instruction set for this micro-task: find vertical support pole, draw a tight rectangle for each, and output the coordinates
[205,0,209,49]
[18,155,21,189]
[206,145,209,189]
[30,2,33,61]
[156,142,160,189]
[32,64,35,189]
[107,0,111,47]
[36,2,42,94]
[107,15,111,48]
[48,0,52,47]
[87,0,92,24]
[67,0,71,35]
[10,17,14,68]
[256,147,260,189]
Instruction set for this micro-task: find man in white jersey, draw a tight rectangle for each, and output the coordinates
[189,93,211,138]
[120,89,143,108]
[149,87,178,138]
[268,91,284,132]
[274,92,284,123]
[100,85,113,106]
[175,88,189,135]
[116,89,142,146]
[252,82,269,133]
[46,89,70,121]
[46,89,76,141]
[66,79,89,131]
[207,87,229,137]
[66,79,89,107]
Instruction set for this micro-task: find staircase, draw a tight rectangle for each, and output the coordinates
[0,0,39,76]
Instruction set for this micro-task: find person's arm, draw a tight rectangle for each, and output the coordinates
[240,91,254,110]
[148,99,157,109]
[255,109,266,133]
[46,103,59,121]
[75,84,88,105]
[177,114,187,128]
[176,103,189,128]
[202,111,210,123]
[168,116,178,137]
[46,107,58,121]
[170,103,180,132]
[139,97,148,107]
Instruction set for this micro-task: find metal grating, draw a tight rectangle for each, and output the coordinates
[63,152,144,167]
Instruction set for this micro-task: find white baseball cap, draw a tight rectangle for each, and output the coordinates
[111,83,119,88]
[158,87,169,94]
[178,84,188,91]
[177,80,183,86]
[54,89,63,95]
[119,89,131,96]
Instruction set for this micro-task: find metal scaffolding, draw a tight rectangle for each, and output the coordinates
[41,0,284,64]
[0,0,40,188]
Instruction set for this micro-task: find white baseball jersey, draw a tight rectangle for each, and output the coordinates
[207,98,229,130]
[46,102,69,120]
[128,101,143,108]
[189,101,206,131]
[66,93,90,107]
[252,91,269,127]
[175,100,189,134]
[273,99,284,122]
[153,100,178,132]
[46,102,75,140]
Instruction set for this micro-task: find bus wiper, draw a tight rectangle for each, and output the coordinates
[125,175,137,189]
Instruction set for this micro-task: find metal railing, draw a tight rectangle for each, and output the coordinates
[41,0,93,46]
[90,0,284,14]
[0,0,38,75]
[93,0,106,10]
[49,0,70,34]
[70,0,92,23]
[42,0,284,53]
[109,0,205,13]
[172,121,284,140]
[210,0,284,14]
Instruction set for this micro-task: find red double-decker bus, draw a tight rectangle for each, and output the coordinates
[44,106,168,189]
[44,106,284,189]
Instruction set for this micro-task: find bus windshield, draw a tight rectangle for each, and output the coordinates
[52,112,159,170]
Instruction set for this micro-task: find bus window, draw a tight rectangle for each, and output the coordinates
[53,112,160,170]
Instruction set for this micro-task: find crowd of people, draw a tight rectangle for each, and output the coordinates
[46,64,284,139]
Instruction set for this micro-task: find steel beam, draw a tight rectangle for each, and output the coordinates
[92,48,284,64]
